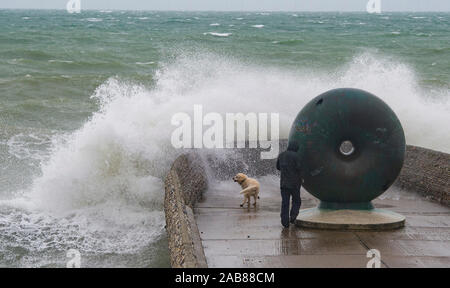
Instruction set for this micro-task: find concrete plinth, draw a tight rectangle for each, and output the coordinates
[296,208,405,230]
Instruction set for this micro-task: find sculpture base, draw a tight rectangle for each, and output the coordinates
[295,207,405,230]
[319,201,374,210]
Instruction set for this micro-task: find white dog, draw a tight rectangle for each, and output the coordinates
[233,173,260,207]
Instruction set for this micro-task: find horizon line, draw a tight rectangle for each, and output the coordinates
[1,8,449,13]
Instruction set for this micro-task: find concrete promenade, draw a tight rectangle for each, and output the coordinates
[195,178,450,268]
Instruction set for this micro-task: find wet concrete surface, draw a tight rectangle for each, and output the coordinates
[195,176,450,268]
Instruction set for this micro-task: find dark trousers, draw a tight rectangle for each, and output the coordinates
[280,187,301,227]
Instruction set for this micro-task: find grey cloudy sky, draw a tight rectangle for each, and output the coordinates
[0,0,449,11]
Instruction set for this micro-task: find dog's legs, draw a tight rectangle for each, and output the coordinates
[240,197,247,207]
[252,195,257,206]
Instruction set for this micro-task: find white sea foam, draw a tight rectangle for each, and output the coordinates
[48,60,74,64]
[252,24,264,28]
[135,61,155,65]
[7,58,23,65]
[210,23,220,26]
[7,132,54,162]
[84,18,103,22]
[203,32,232,37]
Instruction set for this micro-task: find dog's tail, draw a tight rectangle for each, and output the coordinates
[240,186,257,194]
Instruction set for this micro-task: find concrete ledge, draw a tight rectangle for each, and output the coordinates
[164,153,208,268]
[396,145,450,207]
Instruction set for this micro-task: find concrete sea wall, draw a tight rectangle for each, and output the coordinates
[164,153,208,268]
[164,142,449,267]
[396,145,450,206]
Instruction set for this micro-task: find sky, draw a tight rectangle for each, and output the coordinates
[0,0,449,12]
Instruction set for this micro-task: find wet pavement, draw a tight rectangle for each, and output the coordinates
[195,176,450,268]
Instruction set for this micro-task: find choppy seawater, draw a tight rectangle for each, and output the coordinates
[0,10,449,267]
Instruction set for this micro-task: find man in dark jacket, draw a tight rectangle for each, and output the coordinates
[276,142,302,228]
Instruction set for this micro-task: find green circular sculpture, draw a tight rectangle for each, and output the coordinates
[289,88,406,210]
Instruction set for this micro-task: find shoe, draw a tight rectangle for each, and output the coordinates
[290,218,296,224]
